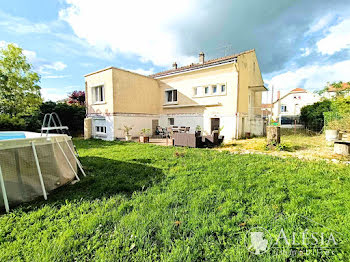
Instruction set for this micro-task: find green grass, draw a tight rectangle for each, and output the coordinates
[0,139,350,261]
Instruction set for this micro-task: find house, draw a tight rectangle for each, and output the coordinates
[84,49,267,141]
[322,82,350,99]
[263,88,320,126]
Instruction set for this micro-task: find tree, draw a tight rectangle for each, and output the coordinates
[68,90,85,106]
[0,43,42,117]
[300,100,332,131]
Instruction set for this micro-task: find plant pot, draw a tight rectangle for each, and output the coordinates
[125,135,132,141]
[139,135,150,143]
[325,130,339,141]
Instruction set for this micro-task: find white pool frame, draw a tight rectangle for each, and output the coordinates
[0,132,86,212]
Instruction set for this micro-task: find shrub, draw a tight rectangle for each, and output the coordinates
[37,102,86,136]
[0,114,26,130]
[300,100,332,131]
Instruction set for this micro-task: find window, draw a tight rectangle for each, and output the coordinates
[165,90,177,103]
[168,118,174,126]
[194,87,198,96]
[281,105,287,112]
[205,87,209,94]
[96,126,106,134]
[212,85,217,93]
[221,84,226,93]
[94,85,104,103]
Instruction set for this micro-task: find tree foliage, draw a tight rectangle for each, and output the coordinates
[24,102,86,135]
[0,43,42,117]
[68,90,85,106]
[300,100,332,131]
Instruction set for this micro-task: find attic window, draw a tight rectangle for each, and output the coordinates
[221,84,226,93]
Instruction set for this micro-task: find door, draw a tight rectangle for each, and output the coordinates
[152,119,159,137]
[211,118,220,133]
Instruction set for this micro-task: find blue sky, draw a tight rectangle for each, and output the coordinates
[1,0,350,102]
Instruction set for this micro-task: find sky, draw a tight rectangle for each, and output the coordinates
[0,0,350,102]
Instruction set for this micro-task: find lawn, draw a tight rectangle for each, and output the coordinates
[0,139,349,261]
[219,129,350,162]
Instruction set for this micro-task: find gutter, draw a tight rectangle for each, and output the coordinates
[234,63,240,139]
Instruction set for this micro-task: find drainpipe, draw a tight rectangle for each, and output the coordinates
[234,62,240,139]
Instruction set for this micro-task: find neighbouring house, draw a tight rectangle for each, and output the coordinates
[84,49,267,141]
[322,82,350,99]
[263,88,321,126]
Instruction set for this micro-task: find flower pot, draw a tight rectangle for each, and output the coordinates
[325,130,338,142]
[125,135,132,141]
[139,135,150,143]
[195,131,201,137]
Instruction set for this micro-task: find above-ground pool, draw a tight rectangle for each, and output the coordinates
[0,132,26,140]
[0,132,82,212]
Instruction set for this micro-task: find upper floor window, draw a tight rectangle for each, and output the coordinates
[212,85,217,94]
[194,87,198,96]
[221,84,226,93]
[281,105,287,112]
[205,87,209,94]
[94,85,104,103]
[165,89,177,103]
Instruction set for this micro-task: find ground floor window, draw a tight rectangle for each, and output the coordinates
[96,126,106,134]
[168,118,174,126]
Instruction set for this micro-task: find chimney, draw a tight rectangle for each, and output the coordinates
[172,62,177,69]
[199,52,205,64]
[277,90,280,100]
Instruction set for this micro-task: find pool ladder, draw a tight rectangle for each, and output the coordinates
[41,112,79,157]
[41,112,70,136]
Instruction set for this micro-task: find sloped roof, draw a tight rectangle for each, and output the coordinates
[149,49,255,78]
[327,82,350,92]
[290,88,307,93]
[261,104,272,108]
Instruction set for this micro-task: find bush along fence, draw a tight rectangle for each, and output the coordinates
[0,102,86,136]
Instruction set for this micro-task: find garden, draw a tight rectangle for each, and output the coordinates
[0,139,349,261]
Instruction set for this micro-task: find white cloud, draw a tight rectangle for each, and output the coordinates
[38,61,67,74]
[59,0,198,67]
[266,59,350,96]
[40,88,68,102]
[0,11,50,34]
[42,75,70,79]
[300,47,311,57]
[316,18,350,55]
[306,14,334,35]
[122,67,155,76]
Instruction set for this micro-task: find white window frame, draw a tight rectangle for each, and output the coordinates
[93,85,105,104]
[220,84,226,94]
[165,89,178,104]
[168,118,175,126]
[193,83,227,97]
[281,105,287,113]
[95,125,107,135]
